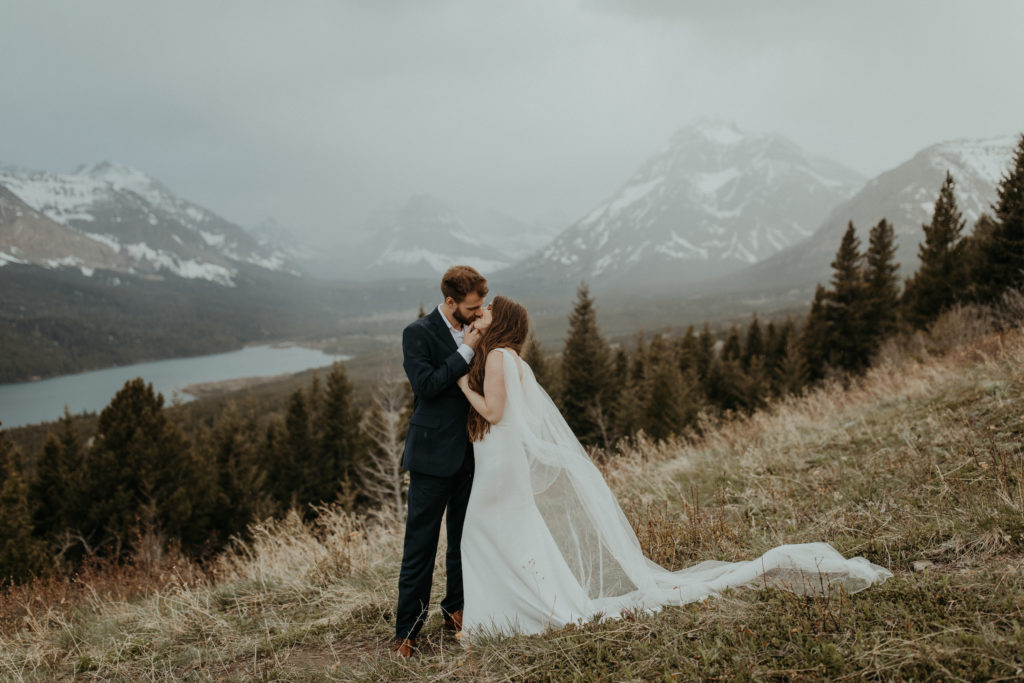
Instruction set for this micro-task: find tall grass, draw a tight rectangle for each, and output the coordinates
[3,308,1024,680]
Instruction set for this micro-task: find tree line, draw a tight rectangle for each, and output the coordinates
[544,134,1024,448]
[2,134,1022,585]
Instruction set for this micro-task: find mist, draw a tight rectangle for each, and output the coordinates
[4,0,1023,244]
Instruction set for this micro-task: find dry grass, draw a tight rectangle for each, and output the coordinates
[3,313,1024,680]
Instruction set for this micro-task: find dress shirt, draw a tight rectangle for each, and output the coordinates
[437,304,476,364]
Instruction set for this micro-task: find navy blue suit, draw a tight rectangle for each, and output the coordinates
[395,307,475,640]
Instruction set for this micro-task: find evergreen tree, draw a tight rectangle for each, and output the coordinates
[417,300,427,319]
[721,324,742,362]
[742,315,765,370]
[704,357,754,414]
[800,284,831,383]
[0,430,48,583]
[317,362,363,509]
[30,409,82,540]
[282,388,315,508]
[695,323,715,384]
[963,212,999,293]
[639,335,692,440]
[522,332,556,394]
[863,218,901,347]
[203,400,270,543]
[630,330,648,385]
[825,222,870,374]
[777,330,809,396]
[559,283,614,447]
[902,173,966,327]
[972,134,1024,302]
[81,379,215,554]
[677,325,699,375]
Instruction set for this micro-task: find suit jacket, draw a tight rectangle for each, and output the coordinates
[401,307,474,476]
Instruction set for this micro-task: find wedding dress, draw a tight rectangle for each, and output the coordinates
[460,348,892,638]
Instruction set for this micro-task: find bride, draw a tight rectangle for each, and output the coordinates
[455,295,891,639]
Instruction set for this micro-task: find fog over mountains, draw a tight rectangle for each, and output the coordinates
[712,135,1018,299]
[1,126,1018,306]
[507,120,866,293]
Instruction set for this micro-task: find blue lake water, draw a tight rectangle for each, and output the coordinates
[0,344,348,429]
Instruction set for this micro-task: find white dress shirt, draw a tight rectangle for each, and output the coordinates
[438,303,476,364]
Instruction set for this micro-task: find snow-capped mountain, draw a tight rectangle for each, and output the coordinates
[357,195,516,280]
[0,184,129,275]
[512,119,865,291]
[711,135,1019,297]
[0,161,295,286]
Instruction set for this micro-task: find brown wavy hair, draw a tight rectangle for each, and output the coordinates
[467,295,530,441]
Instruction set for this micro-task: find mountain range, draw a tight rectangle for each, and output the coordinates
[506,119,866,294]
[708,135,1018,300]
[0,162,295,286]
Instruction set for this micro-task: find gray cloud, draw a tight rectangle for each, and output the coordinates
[3,0,1023,243]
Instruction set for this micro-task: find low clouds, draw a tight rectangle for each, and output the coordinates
[4,1,1023,242]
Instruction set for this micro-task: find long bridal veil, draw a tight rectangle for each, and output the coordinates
[497,348,892,618]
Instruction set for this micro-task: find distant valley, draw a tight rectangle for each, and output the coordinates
[1,123,1019,385]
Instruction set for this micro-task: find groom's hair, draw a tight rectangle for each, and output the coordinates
[441,265,488,302]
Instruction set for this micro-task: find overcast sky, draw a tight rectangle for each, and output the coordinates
[4,0,1023,241]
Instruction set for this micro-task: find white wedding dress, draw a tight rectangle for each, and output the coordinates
[460,348,892,638]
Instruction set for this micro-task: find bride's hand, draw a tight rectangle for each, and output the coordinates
[457,374,469,391]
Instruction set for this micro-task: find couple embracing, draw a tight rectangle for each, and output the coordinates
[392,266,890,657]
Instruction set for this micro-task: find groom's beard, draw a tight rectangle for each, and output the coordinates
[452,308,475,327]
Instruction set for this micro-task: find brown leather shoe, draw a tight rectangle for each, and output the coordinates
[391,637,416,658]
[443,609,463,632]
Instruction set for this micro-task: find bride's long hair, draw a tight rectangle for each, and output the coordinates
[467,295,530,442]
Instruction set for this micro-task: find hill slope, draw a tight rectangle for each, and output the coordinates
[3,313,1023,679]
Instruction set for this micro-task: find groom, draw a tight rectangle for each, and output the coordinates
[393,265,488,657]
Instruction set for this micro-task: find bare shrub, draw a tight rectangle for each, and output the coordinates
[358,370,410,521]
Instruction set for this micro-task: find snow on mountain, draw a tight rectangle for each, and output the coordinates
[0,184,131,277]
[356,195,516,280]
[713,134,1019,297]
[512,119,864,291]
[0,161,295,285]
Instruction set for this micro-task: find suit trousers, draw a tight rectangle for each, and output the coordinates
[395,450,474,639]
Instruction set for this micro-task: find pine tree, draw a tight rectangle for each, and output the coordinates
[742,315,765,370]
[630,330,648,385]
[863,218,901,348]
[777,330,810,396]
[704,357,754,414]
[677,325,699,375]
[973,134,1024,302]
[902,173,966,327]
[81,379,215,554]
[282,388,315,508]
[0,431,49,583]
[639,335,692,441]
[522,332,556,394]
[559,283,614,447]
[721,325,742,362]
[695,323,715,384]
[30,409,82,540]
[317,362,362,509]
[800,284,831,383]
[203,400,270,543]
[825,222,870,374]
[963,212,999,293]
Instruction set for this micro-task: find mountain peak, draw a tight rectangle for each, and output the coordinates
[673,118,746,147]
[74,160,163,193]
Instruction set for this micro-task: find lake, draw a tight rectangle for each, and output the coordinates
[0,344,348,429]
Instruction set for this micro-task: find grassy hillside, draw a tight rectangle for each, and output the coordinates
[3,323,1024,680]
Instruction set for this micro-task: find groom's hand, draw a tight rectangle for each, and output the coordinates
[464,324,482,350]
